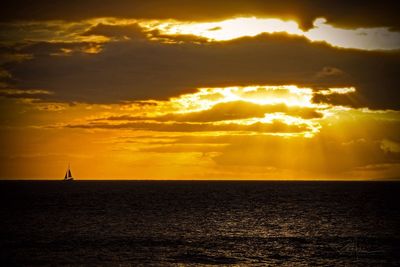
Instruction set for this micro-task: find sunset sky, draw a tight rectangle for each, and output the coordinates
[0,1,399,180]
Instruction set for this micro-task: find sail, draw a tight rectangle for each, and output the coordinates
[63,164,74,180]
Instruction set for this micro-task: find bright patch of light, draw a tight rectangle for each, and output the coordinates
[140,17,400,50]
[305,18,400,50]
[169,85,317,112]
[143,17,303,41]
[318,87,356,95]
[84,85,357,138]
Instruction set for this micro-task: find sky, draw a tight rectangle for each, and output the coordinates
[0,0,399,180]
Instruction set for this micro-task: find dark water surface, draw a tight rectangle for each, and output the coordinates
[1,181,400,266]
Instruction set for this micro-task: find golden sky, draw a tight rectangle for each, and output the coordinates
[0,1,399,180]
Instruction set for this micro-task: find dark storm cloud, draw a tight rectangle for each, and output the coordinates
[1,0,400,30]
[5,31,400,109]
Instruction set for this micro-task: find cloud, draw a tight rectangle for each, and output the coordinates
[1,0,400,31]
[1,3,399,180]
[81,23,148,41]
[145,17,400,50]
[0,51,33,65]
[314,66,345,79]
[102,101,323,122]
[1,91,399,179]
[304,18,400,50]
[138,144,226,153]
[0,20,108,46]
[381,139,400,153]
[0,68,11,79]
[0,89,53,99]
[66,120,311,134]
[312,91,363,108]
[2,32,399,110]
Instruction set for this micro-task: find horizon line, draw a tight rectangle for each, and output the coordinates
[1,178,399,182]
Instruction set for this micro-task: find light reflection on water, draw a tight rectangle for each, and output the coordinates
[1,181,399,265]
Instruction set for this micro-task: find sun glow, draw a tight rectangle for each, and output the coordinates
[4,82,399,180]
[85,85,354,138]
[4,16,397,54]
[169,85,317,113]
[143,17,303,41]
[139,17,400,50]
[1,6,399,181]
[166,85,326,137]
[318,87,356,95]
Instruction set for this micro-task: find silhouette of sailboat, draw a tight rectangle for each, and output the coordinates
[63,164,74,181]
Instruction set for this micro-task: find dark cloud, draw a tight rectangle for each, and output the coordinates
[0,90,51,99]
[1,0,400,30]
[81,23,148,40]
[312,92,363,108]
[66,120,310,133]
[315,66,344,77]
[101,101,323,122]
[4,31,400,109]
[138,144,225,153]
[11,42,101,57]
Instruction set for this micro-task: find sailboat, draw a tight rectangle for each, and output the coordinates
[63,164,74,181]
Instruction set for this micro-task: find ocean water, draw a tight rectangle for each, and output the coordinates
[0,181,399,266]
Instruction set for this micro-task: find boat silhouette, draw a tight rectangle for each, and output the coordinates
[63,164,74,181]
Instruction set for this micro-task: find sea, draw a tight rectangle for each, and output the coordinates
[0,181,399,266]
